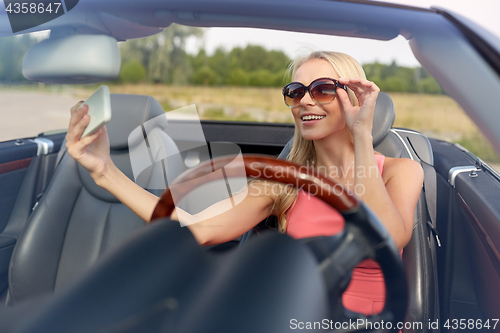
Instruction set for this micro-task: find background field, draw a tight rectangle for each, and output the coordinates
[2,83,497,164]
[72,84,500,163]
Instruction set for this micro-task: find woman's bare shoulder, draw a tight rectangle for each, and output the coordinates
[382,156,423,182]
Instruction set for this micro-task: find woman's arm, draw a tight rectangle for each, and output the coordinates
[337,78,424,250]
[97,168,276,246]
[170,182,276,245]
[66,102,276,244]
[66,101,160,222]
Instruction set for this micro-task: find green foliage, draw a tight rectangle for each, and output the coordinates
[188,45,290,87]
[226,68,248,86]
[362,61,444,94]
[119,60,147,83]
[234,46,289,73]
[117,24,203,84]
[187,51,444,92]
[191,66,218,85]
[417,77,442,94]
[0,30,447,94]
[273,70,289,87]
[383,76,410,92]
[247,69,274,87]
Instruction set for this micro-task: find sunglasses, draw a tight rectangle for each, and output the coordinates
[282,77,347,107]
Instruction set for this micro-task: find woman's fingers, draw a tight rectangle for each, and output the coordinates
[338,78,365,102]
[66,104,90,144]
[70,101,84,114]
[80,126,104,147]
[338,78,379,105]
[68,103,84,129]
[338,77,379,94]
[66,126,103,159]
[336,86,353,111]
[69,101,86,126]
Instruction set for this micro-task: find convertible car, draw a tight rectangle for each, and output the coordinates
[0,0,499,332]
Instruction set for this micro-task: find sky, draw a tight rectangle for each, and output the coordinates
[185,0,500,67]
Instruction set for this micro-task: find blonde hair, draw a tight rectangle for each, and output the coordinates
[274,51,367,233]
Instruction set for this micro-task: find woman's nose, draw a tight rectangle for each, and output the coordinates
[299,89,316,107]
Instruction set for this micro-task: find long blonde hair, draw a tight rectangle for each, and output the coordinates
[273,51,367,233]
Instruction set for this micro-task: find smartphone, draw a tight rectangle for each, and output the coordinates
[81,85,112,138]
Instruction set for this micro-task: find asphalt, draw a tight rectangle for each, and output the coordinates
[0,90,76,142]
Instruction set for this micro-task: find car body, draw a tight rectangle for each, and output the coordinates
[0,0,499,332]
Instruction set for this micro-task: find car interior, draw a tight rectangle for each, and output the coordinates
[1,66,499,332]
[0,88,438,332]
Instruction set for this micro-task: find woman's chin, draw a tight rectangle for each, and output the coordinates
[298,130,325,141]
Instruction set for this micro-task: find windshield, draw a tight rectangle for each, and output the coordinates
[1,24,499,167]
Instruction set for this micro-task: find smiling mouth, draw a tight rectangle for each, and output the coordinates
[301,115,326,121]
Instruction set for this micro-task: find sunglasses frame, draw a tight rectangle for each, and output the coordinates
[282,77,347,107]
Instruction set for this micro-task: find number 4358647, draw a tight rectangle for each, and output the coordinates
[5,2,62,14]
[444,319,498,330]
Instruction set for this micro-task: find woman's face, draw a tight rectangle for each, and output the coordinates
[291,58,347,141]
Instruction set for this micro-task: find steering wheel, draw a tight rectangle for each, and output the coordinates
[13,154,406,333]
[152,154,408,332]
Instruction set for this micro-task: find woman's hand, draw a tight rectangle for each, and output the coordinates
[336,78,380,139]
[65,101,112,181]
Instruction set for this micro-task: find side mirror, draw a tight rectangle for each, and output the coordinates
[22,34,120,84]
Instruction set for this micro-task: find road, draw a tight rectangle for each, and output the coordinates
[0,90,76,142]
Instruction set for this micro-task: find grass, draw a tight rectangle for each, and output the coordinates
[389,93,500,163]
[390,93,475,136]
[48,83,500,162]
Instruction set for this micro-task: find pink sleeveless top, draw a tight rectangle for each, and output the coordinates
[286,154,386,315]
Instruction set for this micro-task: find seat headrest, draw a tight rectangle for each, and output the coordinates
[279,92,395,159]
[76,94,186,202]
[372,92,395,146]
[107,94,166,150]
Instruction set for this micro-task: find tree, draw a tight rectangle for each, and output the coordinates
[119,24,203,84]
[226,68,248,86]
[418,77,443,94]
[191,66,218,85]
[363,61,443,94]
[119,60,147,83]
[188,44,290,87]
[247,69,274,87]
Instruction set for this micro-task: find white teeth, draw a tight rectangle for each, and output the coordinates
[301,115,326,121]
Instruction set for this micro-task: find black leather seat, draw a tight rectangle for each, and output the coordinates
[6,94,186,305]
[276,92,439,333]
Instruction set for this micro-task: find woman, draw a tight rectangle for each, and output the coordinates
[66,51,423,315]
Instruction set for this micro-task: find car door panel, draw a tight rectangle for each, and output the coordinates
[0,139,38,232]
[431,138,500,327]
[0,132,65,298]
[454,173,500,321]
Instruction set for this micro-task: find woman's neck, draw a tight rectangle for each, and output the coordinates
[313,127,355,179]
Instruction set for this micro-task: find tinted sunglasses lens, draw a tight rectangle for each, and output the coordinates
[311,81,337,104]
[284,83,305,107]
